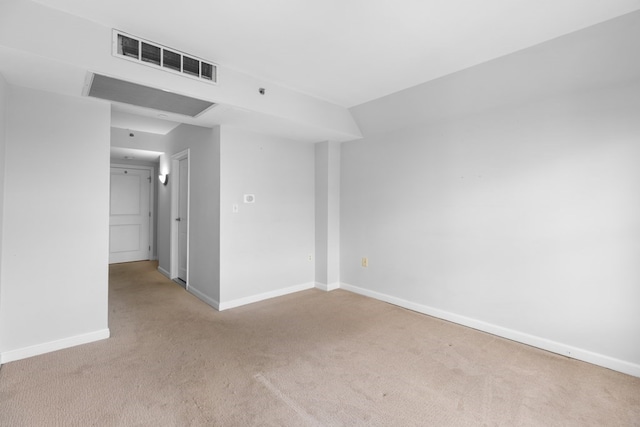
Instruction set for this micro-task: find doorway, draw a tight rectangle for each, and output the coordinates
[170,149,190,287]
[109,165,153,264]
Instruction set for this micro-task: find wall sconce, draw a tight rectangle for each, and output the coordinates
[158,173,169,186]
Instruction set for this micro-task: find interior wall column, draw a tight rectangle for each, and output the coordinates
[314,141,340,290]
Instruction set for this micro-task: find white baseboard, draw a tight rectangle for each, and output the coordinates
[157,266,171,279]
[315,282,341,291]
[187,286,220,311]
[0,328,110,365]
[340,282,640,378]
[219,282,316,311]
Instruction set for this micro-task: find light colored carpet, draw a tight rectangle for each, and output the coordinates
[1,261,639,426]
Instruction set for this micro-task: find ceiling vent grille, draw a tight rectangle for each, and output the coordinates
[112,30,218,84]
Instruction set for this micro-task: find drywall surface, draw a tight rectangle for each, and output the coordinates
[314,141,341,287]
[0,86,110,360]
[162,124,220,304]
[351,10,640,138]
[325,142,341,286]
[342,11,640,376]
[160,124,221,302]
[0,75,7,322]
[314,143,329,285]
[156,156,171,275]
[220,127,314,306]
[342,79,640,374]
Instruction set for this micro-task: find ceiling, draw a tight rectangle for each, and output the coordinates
[3,0,640,139]
[30,0,640,107]
[110,146,164,163]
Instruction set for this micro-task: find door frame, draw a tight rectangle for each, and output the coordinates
[110,163,155,261]
[170,149,190,287]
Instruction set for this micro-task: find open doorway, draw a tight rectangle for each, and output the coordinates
[109,146,163,263]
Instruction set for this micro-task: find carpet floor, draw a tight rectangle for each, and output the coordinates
[1,261,639,426]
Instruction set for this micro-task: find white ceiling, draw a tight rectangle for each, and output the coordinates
[3,1,640,141]
[111,111,180,135]
[30,0,640,107]
[110,146,164,163]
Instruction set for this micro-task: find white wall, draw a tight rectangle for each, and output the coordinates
[351,10,640,138]
[0,74,7,323]
[158,124,220,305]
[156,162,172,275]
[0,86,110,363]
[314,143,329,285]
[220,127,314,308]
[341,15,640,376]
[314,141,340,288]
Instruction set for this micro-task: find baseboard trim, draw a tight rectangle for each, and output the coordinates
[0,328,110,365]
[157,266,171,279]
[219,282,316,311]
[187,286,220,311]
[315,282,341,291]
[340,282,640,378]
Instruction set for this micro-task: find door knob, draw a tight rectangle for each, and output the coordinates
[175,217,181,221]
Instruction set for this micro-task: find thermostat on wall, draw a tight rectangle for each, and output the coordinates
[244,194,255,203]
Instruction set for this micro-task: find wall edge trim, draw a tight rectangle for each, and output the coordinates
[187,286,220,311]
[0,329,110,365]
[157,266,171,279]
[340,282,640,378]
[219,282,315,311]
[315,282,341,291]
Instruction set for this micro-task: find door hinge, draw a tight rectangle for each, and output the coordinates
[148,176,151,182]
[149,212,151,217]
[149,245,151,251]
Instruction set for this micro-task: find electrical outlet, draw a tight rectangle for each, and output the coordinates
[308,254,313,261]
[361,257,368,267]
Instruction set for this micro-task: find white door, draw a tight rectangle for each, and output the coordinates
[177,158,189,282]
[109,167,151,264]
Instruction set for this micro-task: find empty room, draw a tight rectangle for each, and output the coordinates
[1,0,639,425]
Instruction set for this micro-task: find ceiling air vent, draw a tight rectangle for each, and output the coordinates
[112,30,218,84]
